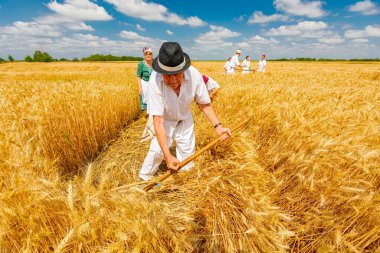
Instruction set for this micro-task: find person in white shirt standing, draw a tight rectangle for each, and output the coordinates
[224,57,233,75]
[139,42,231,181]
[242,55,251,74]
[257,54,267,73]
[229,49,242,74]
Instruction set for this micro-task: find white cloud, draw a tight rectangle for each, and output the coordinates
[119,30,164,46]
[35,15,72,24]
[344,25,380,38]
[62,33,163,55]
[295,21,328,30]
[35,0,112,32]
[266,21,328,37]
[348,0,379,15]
[47,0,112,21]
[120,31,142,40]
[341,24,353,30]
[235,42,250,48]
[0,35,56,55]
[35,15,95,31]
[274,0,326,18]
[267,26,301,36]
[192,25,240,54]
[234,35,279,54]
[318,35,345,44]
[234,15,245,22]
[301,31,334,39]
[195,25,240,45]
[0,21,62,37]
[352,38,369,43]
[248,11,289,24]
[1,29,379,61]
[136,24,145,31]
[270,37,280,44]
[104,0,206,27]
[250,35,268,43]
[55,33,139,53]
[166,30,173,35]
[0,30,167,59]
[65,22,94,31]
[0,0,116,54]
[248,35,279,44]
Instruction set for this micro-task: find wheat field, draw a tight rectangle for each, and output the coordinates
[1,61,379,252]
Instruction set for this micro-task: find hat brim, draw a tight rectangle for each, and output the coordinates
[152,53,191,75]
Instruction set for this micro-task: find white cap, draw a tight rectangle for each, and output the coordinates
[236,49,242,54]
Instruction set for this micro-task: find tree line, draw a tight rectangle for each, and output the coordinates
[0,51,143,62]
[0,55,15,62]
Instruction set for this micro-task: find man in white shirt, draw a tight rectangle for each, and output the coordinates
[242,55,251,74]
[257,54,267,73]
[229,49,242,74]
[139,42,231,181]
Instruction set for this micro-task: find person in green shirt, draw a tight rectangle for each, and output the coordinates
[136,47,153,111]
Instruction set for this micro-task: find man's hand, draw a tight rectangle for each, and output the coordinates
[164,153,180,171]
[215,126,232,141]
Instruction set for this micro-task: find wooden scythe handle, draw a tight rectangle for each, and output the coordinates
[143,117,252,192]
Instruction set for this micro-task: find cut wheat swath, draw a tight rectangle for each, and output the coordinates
[143,116,253,192]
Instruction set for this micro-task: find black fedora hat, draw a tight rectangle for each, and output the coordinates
[152,42,191,75]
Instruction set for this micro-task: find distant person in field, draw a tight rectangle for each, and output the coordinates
[242,55,251,74]
[202,75,220,101]
[224,57,233,75]
[257,54,267,73]
[229,49,242,74]
[137,47,153,111]
[139,42,231,181]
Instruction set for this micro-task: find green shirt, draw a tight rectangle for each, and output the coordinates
[137,60,153,82]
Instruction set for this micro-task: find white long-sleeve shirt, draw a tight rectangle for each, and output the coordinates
[229,54,240,69]
[224,61,233,74]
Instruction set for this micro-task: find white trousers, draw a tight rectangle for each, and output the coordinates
[139,120,195,181]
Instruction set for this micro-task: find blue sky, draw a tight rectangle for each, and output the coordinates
[1,0,380,60]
